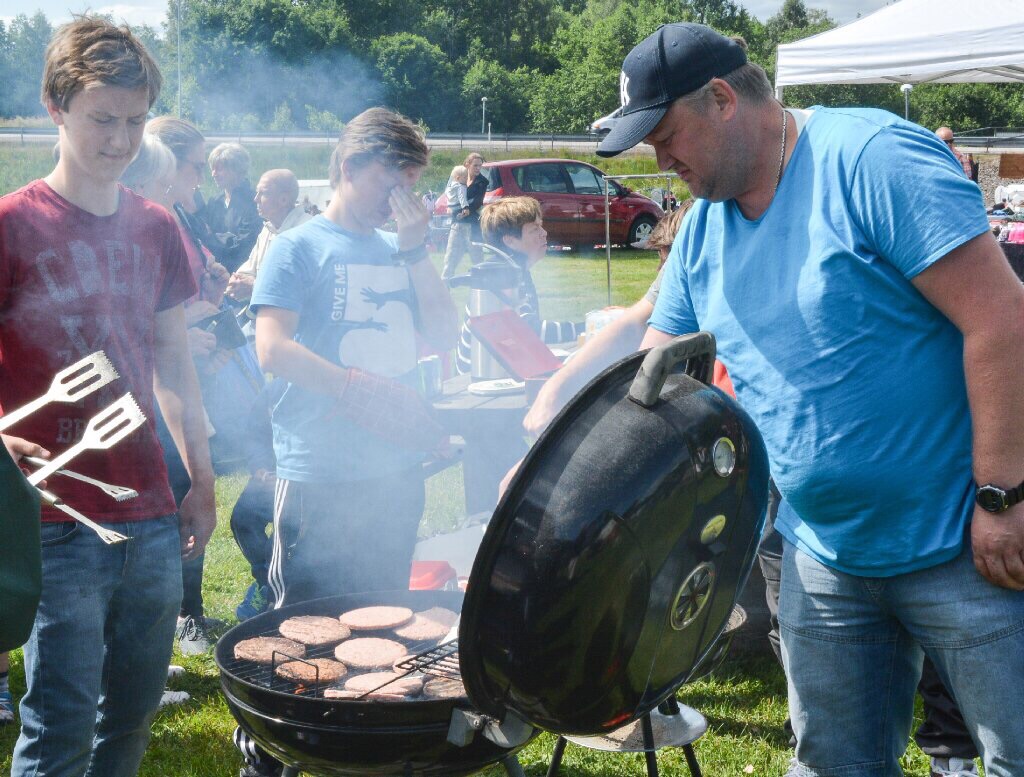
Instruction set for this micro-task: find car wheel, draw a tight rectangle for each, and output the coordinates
[627,215,658,248]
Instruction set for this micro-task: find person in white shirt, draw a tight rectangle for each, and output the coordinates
[226,169,312,303]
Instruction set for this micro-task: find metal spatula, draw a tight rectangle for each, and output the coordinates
[22,456,138,502]
[27,394,146,486]
[0,351,119,433]
[36,487,128,545]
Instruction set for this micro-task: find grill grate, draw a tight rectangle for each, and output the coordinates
[223,642,347,698]
[223,625,462,699]
[395,640,461,680]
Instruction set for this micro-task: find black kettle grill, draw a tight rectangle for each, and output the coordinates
[216,333,770,776]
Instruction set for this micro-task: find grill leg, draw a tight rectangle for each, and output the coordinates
[641,713,659,777]
[501,754,526,777]
[683,744,703,777]
[545,736,568,777]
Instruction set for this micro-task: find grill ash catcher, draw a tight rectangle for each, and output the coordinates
[216,333,770,776]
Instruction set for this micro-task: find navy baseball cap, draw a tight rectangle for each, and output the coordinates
[596,23,748,157]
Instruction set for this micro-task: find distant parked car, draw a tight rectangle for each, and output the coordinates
[589,108,622,138]
[430,159,662,249]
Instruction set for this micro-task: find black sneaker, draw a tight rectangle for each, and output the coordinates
[176,615,216,655]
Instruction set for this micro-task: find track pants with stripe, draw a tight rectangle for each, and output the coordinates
[236,470,426,773]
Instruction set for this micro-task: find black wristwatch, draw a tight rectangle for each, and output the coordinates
[975,480,1024,513]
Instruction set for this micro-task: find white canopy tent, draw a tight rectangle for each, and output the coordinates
[775,0,1024,103]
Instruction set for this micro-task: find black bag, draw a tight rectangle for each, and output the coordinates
[0,446,42,652]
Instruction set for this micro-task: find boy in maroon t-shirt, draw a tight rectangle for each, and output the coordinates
[0,17,215,777]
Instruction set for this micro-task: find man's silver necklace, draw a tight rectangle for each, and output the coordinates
[774,107,789,196]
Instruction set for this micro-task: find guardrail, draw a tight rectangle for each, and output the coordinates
[0,126,601,147]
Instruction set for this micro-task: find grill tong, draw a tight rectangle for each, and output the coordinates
[23,456,138,502]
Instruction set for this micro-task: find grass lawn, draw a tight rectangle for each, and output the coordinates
[0,177,940,773]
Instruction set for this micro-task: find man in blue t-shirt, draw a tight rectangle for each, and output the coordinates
[598,23,1024,777]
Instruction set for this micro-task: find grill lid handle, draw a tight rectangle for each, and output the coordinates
[628,332,717,408]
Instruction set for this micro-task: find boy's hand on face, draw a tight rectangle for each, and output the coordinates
[389,186,430,251]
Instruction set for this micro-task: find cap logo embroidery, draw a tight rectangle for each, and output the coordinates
[619,71,631,107]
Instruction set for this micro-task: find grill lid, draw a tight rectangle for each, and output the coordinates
[458,334,769,736]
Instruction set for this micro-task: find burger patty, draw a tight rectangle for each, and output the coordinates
[423,677,467,699]
[393,607,458,642]
[343,671,423,696]
[334,637,408,669]
[339,606,414,631]
[279,615,351,646]
[274,657,348,683]
[234,636,306,665]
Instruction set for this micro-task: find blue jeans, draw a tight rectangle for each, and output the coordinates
[780,538,1024,776]
[12,515,182,777]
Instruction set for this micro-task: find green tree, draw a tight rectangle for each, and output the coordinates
[461,60,537,133]
[305,105,345,133]
[3,13,53,117]
[528,0,675,132]
[373,33,458,130]
[268,102,296,131]
[166,0,376,128]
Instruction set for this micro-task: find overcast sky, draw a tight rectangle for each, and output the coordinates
[3,0,894,34]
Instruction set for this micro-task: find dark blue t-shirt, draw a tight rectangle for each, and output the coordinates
[650,107,989,576]
[251,215,423,482]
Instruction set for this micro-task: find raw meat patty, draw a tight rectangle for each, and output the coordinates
[334,637,407,669]
[279,616,351,646]
[274,658,348,683]
[339,606,414,631]
[233,637,305,665]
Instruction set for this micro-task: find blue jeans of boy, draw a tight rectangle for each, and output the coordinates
[11,515,182,777]
[780,538,1024,776]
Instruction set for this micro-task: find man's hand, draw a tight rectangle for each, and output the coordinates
[187,327,217,358]
[202,260,230,303]
[2,434,50,462]
[226,272,255,301]
[972,503,1024,590]
[389,186,430,251]
[184,300,221,327]
[199,347,233,375]
[523,385,565,438]
[178,485,216,560]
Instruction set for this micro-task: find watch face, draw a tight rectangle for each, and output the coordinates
[977,485,1008,513]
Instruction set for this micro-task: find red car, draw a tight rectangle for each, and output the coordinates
[430,159,663,249]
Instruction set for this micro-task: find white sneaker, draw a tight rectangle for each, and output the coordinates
[930,757,978,777]
[159,689,190,708]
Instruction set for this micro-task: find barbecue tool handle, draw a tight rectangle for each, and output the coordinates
[26,445,87,487]
[23,456,138,501]
[628,332,717,408]
[0,396,49,433]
